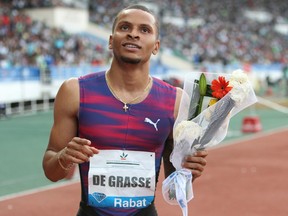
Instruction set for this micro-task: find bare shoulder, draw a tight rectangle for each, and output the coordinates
[59,77,79,92]
[175,87,183,100]
[54,77,79,116]
[174,87,183,119]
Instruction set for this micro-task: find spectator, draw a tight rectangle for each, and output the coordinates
[0,103,7,119]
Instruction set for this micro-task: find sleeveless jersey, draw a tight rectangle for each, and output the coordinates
[78,71,176,216]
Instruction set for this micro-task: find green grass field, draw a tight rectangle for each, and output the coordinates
[0,105,287,197]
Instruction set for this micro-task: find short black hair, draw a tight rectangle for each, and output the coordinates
[112,4,160,39]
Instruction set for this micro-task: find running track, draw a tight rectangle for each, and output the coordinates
[1,128,288,216]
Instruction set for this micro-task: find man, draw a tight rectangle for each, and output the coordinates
[42,4,208,216]
[0,103,7,119]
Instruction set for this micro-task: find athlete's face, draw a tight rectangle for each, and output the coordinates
[109,9,160,65]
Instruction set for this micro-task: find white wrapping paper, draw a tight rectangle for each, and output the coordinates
[162,70,258,216]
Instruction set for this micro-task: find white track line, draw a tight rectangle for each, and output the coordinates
[0,178,79,202]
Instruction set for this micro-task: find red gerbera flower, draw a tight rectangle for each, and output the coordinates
[211,76,232,99]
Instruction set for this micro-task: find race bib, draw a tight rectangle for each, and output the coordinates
[88,150,155,209]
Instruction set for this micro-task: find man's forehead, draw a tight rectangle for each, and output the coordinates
[116,9,156,26]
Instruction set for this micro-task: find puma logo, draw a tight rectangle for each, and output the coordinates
[144,118,160,131]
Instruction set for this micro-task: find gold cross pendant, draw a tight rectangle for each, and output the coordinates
[123,103,129,112]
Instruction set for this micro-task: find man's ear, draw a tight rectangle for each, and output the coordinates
[108,35,113,50]
[152,40,160,55]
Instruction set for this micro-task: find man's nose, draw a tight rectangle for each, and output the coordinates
[128,29,140,39]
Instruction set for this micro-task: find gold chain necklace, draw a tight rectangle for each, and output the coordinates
[105,73,152,112]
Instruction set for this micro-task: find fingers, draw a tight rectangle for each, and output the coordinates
[70,137,91,146]
[63,137,99,164]
[194,149,208,158]
[90,147,99,154]
[182,150,208,180]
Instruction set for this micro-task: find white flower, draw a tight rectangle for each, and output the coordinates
[230,69,248,84]
[229,69,250,103]
[174,120,203,144]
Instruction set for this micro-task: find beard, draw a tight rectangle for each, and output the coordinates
[120,56,141,64]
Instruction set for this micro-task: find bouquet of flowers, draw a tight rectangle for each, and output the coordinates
[162,69,257,216]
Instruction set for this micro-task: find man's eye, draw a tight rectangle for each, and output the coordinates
[142,28,150,33]
[121,25,129,31]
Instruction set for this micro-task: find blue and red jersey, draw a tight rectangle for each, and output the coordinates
[78,71,176,215]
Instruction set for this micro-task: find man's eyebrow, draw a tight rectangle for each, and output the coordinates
[118,20,128,24]
[116,21,131,26]
[139,23,153,28]
[117,21,153,28]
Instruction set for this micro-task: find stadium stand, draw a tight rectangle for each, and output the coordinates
[0,0,288,115]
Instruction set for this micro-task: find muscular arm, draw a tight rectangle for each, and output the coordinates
[162,87,182,178]
[162,136,175,178]
[42,78,98,182]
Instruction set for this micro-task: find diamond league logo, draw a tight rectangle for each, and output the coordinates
[92,192,107,203]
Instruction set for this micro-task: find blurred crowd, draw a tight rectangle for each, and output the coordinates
[89,0,288,65]
[0,0,288,68]
[0,0,109,69]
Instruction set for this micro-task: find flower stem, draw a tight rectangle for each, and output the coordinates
[196,95,204,116]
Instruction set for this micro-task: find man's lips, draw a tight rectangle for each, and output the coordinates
[122,43,141,49]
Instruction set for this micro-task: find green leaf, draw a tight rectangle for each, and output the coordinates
[199,73,207,96]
